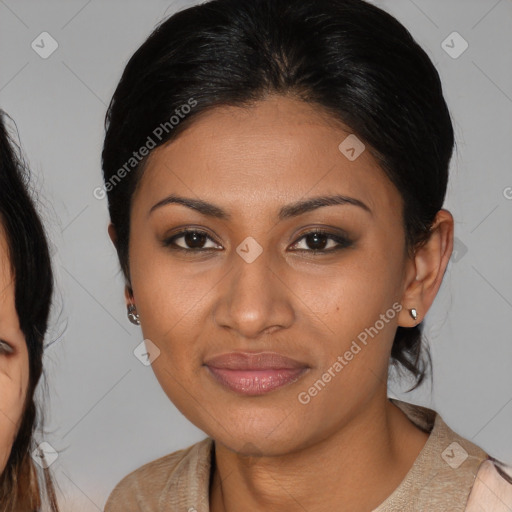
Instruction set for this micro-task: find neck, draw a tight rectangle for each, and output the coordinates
[209,392,429,512]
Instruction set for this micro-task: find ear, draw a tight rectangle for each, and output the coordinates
[124,285,134,308]
[107,222,117,247]
[398,209,454,327]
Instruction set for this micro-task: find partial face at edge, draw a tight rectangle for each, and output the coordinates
[125,95,414,455]
[0,221,30,474]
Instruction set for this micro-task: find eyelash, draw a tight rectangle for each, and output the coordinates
[162,228,353,254]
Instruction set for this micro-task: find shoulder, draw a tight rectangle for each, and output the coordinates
[104,437,213,512]
[386,398,491,509]
[417,406,512,510]
[465,457,512,511]
[390,397,489,466]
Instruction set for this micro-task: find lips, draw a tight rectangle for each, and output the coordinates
[204,352,310,396]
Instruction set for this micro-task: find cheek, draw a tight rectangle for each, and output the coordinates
[132,256,212,342]
[129,246,212,387]
[311,249,401,333]
[294,240,404,394]
[0,366,29,475]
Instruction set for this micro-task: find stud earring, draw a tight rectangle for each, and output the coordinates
[127,303,140,325]
[409,308,418,321]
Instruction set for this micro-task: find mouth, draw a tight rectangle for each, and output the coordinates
[203,351,310,396]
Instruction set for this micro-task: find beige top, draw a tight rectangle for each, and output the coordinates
[104,398,508,511]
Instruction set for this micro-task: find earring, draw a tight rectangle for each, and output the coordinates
[409,308,418,321]
[127,303,140,325]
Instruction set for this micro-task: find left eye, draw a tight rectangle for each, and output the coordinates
[0,339,14,355]
[290,230,352,252]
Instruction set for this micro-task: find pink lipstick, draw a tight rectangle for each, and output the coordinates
[204,352,309,395]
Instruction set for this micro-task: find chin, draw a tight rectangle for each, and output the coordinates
[208,419,309,458]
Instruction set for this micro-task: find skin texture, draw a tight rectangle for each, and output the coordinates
[0,221,29,475]
[109,95,454,511]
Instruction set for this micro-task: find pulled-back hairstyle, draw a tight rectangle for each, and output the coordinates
[0,111,58,510]
[102,0,454,389]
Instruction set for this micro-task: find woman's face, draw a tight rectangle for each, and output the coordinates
[126,95,420,455]
[0,222,29,473]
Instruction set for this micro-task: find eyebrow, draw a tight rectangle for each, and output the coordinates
[149,193,372,220]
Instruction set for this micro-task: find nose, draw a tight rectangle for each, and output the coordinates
[213,243,295,339]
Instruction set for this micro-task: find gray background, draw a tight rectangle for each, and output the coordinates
[0,0,511,510]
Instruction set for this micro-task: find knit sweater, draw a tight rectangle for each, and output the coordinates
[104,398,512,511]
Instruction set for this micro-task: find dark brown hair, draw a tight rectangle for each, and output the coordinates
[0,111,58,510]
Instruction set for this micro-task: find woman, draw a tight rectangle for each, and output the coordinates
[101,0,512,510]
[0,111,58,510]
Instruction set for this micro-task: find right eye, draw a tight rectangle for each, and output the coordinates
[162,229,222,252]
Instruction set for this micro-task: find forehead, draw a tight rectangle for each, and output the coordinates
[0,222,14,301]
[0,221,12,277]
[0,219,24,347]
[136,96,400,219]
[0,221,16,333]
